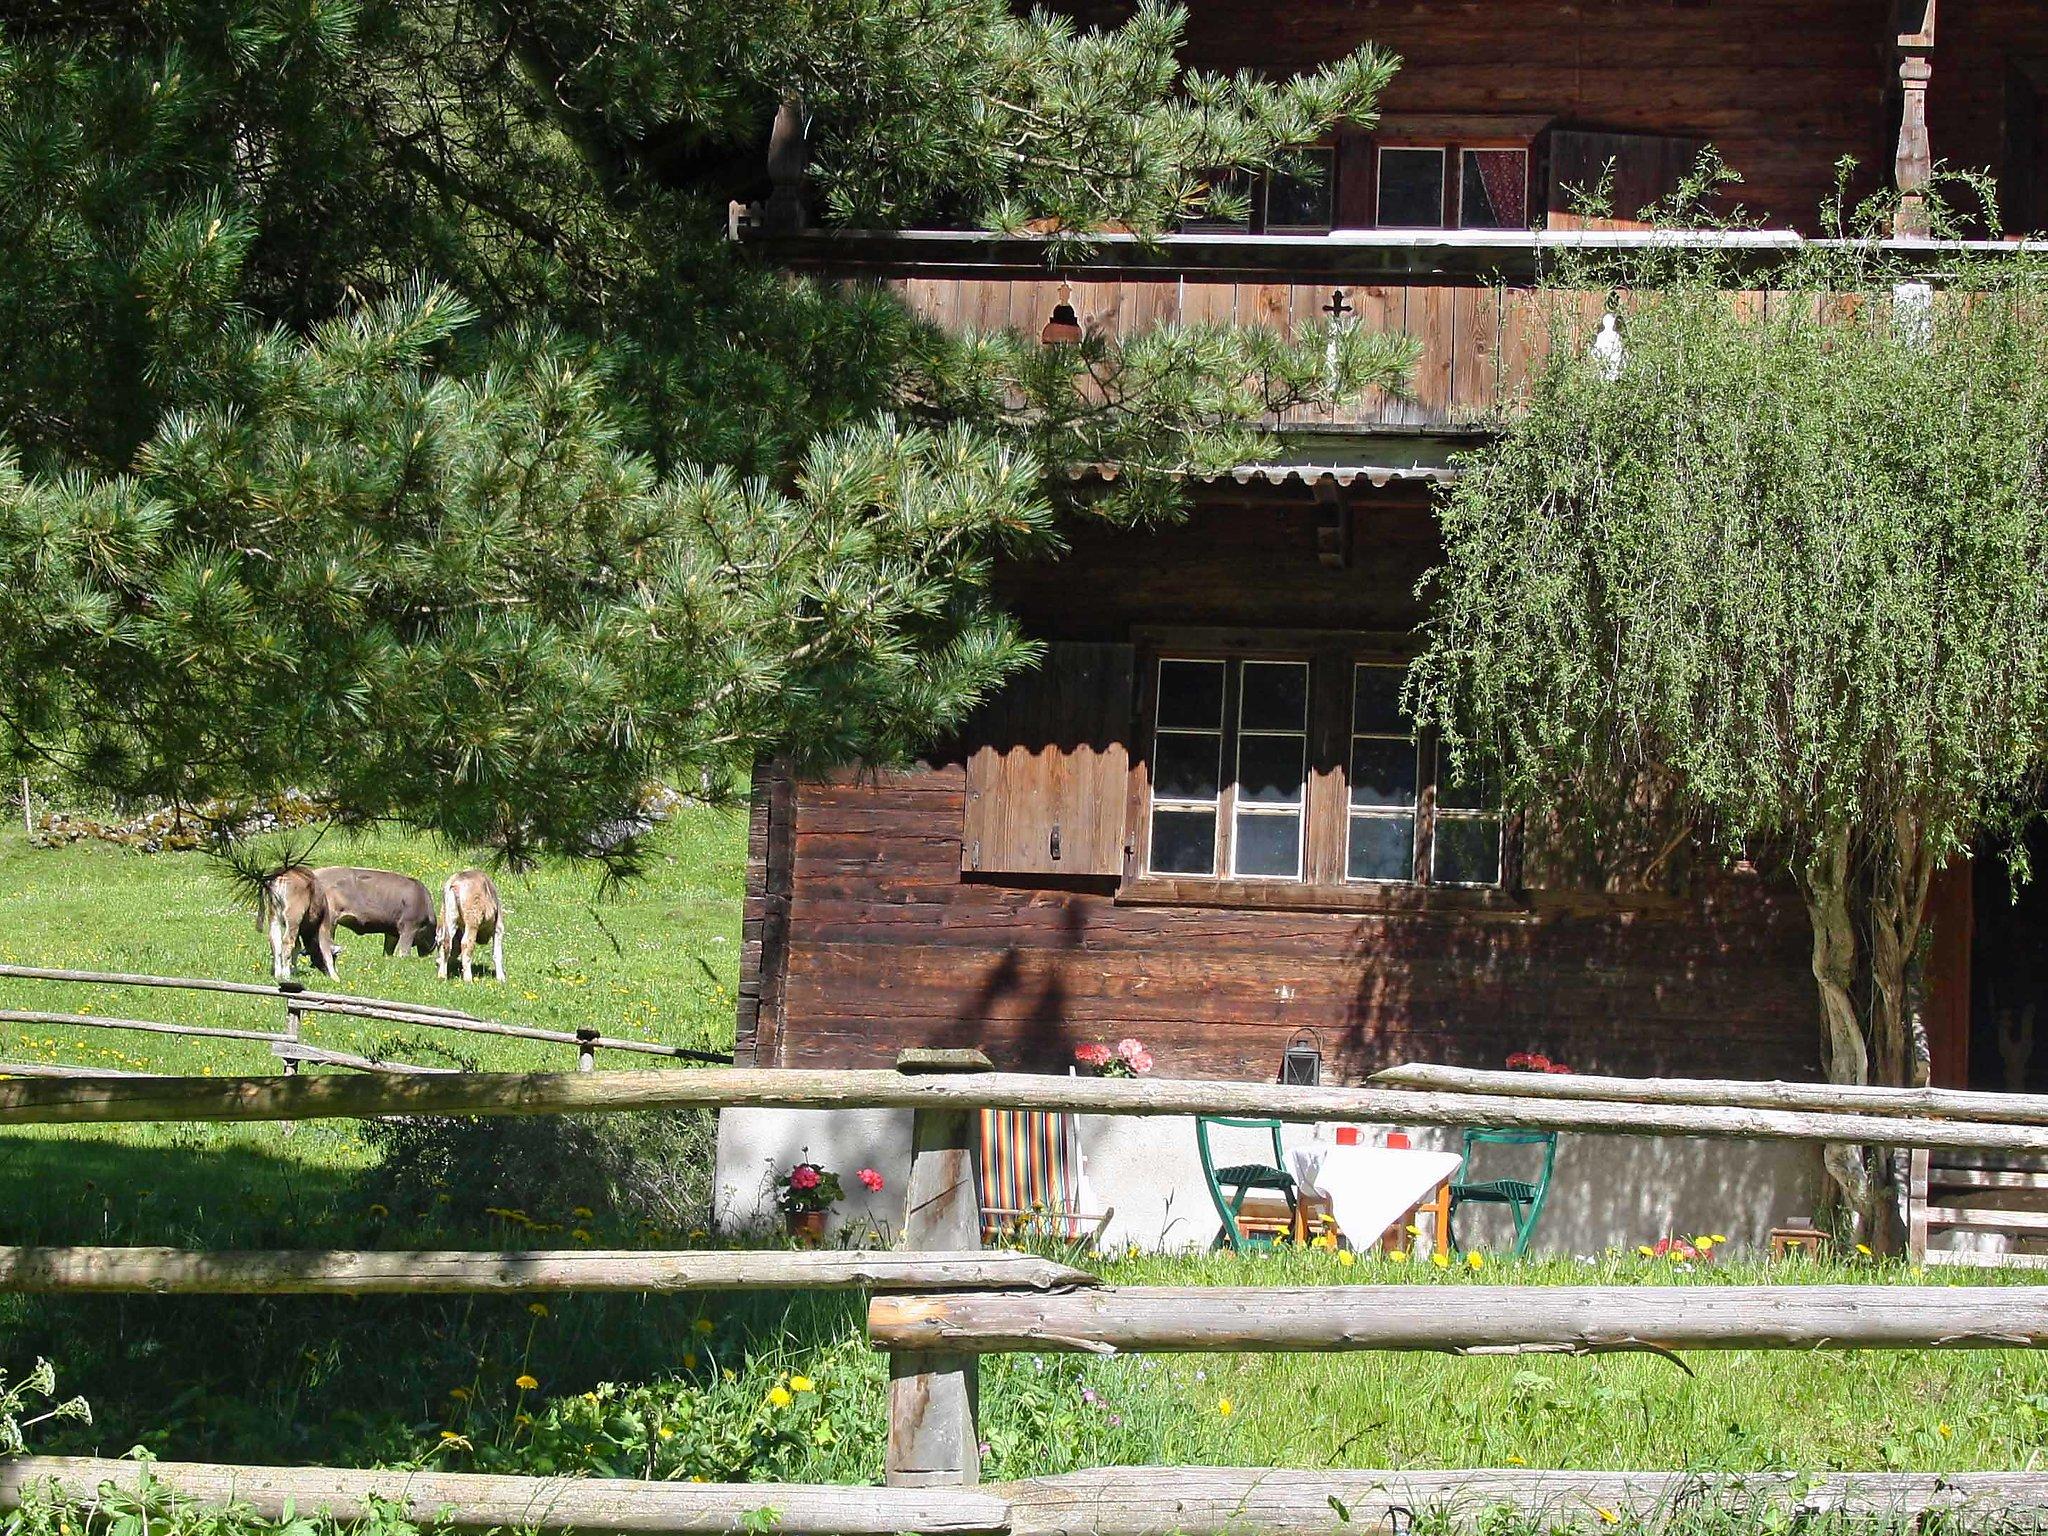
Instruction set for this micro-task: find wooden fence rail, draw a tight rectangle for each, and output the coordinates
[867,1284,2048,1356]
[0,963,733,1069]
[13,1457,2048,1536]
[0,1246,1094,1295]
[3,1068,2044,1155]
[1372,1062,2048,1127]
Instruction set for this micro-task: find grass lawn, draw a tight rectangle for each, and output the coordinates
[1,817,2046,1498]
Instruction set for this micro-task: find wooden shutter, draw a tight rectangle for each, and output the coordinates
[961,642,1135,877]
[1546,130,1707,230]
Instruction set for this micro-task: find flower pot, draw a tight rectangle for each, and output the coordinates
[785,1208,829,1245]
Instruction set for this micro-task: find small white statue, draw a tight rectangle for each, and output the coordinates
[1590,312,1625,381]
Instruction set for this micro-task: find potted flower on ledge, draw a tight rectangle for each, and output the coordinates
[775,1161,885,1244]
[776,1160,844,1244]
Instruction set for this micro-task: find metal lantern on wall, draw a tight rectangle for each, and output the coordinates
[1280,1028,1322,1086]
[1040,282,1083,345]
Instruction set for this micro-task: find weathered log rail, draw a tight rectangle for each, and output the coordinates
[2,1047,2046,1527]
[0,1065,2041,1155]
[14,1457,2048,1536]
[0,1246,1094,1295]
[0,962,733,1071]
[868,1284,2048,1356]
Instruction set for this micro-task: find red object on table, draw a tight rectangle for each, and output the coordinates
[1385,1131,1410,1149]
[1335,1126,1361,1146]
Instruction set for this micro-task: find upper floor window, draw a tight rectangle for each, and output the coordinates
[1372,141,1529,230]
[1134,640,1507,899]
[1185,149,1334,235]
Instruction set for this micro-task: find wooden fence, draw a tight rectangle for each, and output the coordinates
[0,963,733,1075]
[3,1051,2048,1531]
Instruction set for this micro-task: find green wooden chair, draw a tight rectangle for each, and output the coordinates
[1448,1128,1557,1257]
[1196,1116,1299,1252]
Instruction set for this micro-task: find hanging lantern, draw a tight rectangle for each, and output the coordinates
[1040,282,1083,345]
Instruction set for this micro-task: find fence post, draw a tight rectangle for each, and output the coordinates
[576,1028,598,1073]
[886,1048,989,1489]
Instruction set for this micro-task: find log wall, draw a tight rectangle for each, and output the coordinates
[748,496,1822,1083]
[1052,0,1895,231]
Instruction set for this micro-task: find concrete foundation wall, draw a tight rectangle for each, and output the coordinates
[714,1105,1825,1254]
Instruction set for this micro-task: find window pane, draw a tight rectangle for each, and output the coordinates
[1437,746,1496,811]
[1235,811,1302,877]
[1187,167,1252,230]
[1266,148,1334,230]
[1350,737,1418,808]
[1460,148,1528,229]
[1434,815,1502,885]
[1239,661,1308,731]
[1352,665,1409,734]
[1153,731,1223,802]
[1150,809,1218,875]
[1156,660,1225,730]
[1237,733,1305,805]
[1377,147,1444,228]
[1349,814,1415,881]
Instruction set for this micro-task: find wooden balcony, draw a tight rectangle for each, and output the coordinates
[888,269,1589,433]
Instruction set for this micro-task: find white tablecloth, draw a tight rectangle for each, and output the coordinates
[1288,1142,1463,1248]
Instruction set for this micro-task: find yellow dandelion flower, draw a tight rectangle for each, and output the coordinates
[1431,1251,1450,1269]
[694,1317,715,1335]
[1938,1423,1953,1438]
[1216,1397,1234,1417]
[528,1302,549,1317]
[767,1386,794,1409]
[1337,1250,1357,1268]
[1506,1455,1527,1467]
[515,1374,539,1391]
[449,1387,471,1401]
[1596,1508,1619,1525]
[790,1376,815,1393]
[683,1353,698,1370]
[439,1432,471,1449]
[1388,1248,1408,1263]
[722,1368,737,1383]
[367,1203,389,1218]
[1711,1233,1727,1243]
[1465,1252,1484,1270]
[571,1228,593,1242]
[658,1425,675,1441]
[689,1477,706,1484]
[572,1206,594,1219]
[1638,1245,1655,1258]
[1404,1224,1421,1237]
[1856,1242,1873,1256]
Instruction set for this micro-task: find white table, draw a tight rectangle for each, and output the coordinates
[1288,1141,1463,1256]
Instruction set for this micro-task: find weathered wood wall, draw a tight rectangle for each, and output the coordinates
[746,496,1821,1083]
[1053,0,1894,231]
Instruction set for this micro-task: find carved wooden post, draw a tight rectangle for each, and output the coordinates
[764,99,808,233]
[576,1028,599,1074]
[1892,0,1937,237]
[886,1047,989,1488]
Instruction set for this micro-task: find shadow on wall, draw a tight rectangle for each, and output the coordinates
[711,1107,1825,1257]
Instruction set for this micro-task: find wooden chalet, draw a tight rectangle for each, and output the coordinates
[715,2,2048,1252]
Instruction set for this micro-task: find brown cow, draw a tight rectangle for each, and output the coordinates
[262,865,436,980]
[437,869,505,982]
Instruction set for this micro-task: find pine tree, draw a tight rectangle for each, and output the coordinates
[0,3,1408,863]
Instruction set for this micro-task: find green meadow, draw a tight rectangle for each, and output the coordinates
[0,816,2045,1519]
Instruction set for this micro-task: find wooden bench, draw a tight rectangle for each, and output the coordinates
[1909,1148,2048,1269]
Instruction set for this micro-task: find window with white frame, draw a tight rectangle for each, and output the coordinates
[1135,642,1507,897]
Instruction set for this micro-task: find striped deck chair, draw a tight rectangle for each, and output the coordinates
[976,1107,1115,1247]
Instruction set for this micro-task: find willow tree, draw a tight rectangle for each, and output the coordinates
[1413,215,2048,1239]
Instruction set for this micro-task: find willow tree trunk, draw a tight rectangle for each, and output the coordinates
[1801,819,1937,1250]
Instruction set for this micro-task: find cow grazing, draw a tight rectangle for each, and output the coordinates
[262,865,436,980]
[437,869,505,982]
[261,866,326,982]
